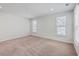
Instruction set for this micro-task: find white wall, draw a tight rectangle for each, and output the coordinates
[74,4,79,55]
[0,12,30,42]
[32,11,73,43]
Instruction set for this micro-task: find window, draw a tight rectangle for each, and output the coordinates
[32,20,37,32]
[56,16,66,36]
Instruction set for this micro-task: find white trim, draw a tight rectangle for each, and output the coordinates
[74,39,79,55]
[0,33,30,42]
[31,33,73,44]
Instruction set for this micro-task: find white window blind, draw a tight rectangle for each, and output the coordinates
[32,20,37,32]
[56,16,66,36]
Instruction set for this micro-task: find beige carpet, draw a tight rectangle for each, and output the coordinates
[0,35,77,56]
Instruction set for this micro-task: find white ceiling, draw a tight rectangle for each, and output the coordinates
[0,3,75,19]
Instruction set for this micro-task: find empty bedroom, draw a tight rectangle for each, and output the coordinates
[0,3,79,56]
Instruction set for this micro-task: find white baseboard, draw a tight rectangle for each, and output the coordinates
[0,32,73,44]
[0,33,73,44]
[0,33,30,42]
[31,33,73,44]
[74,40,79,56]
